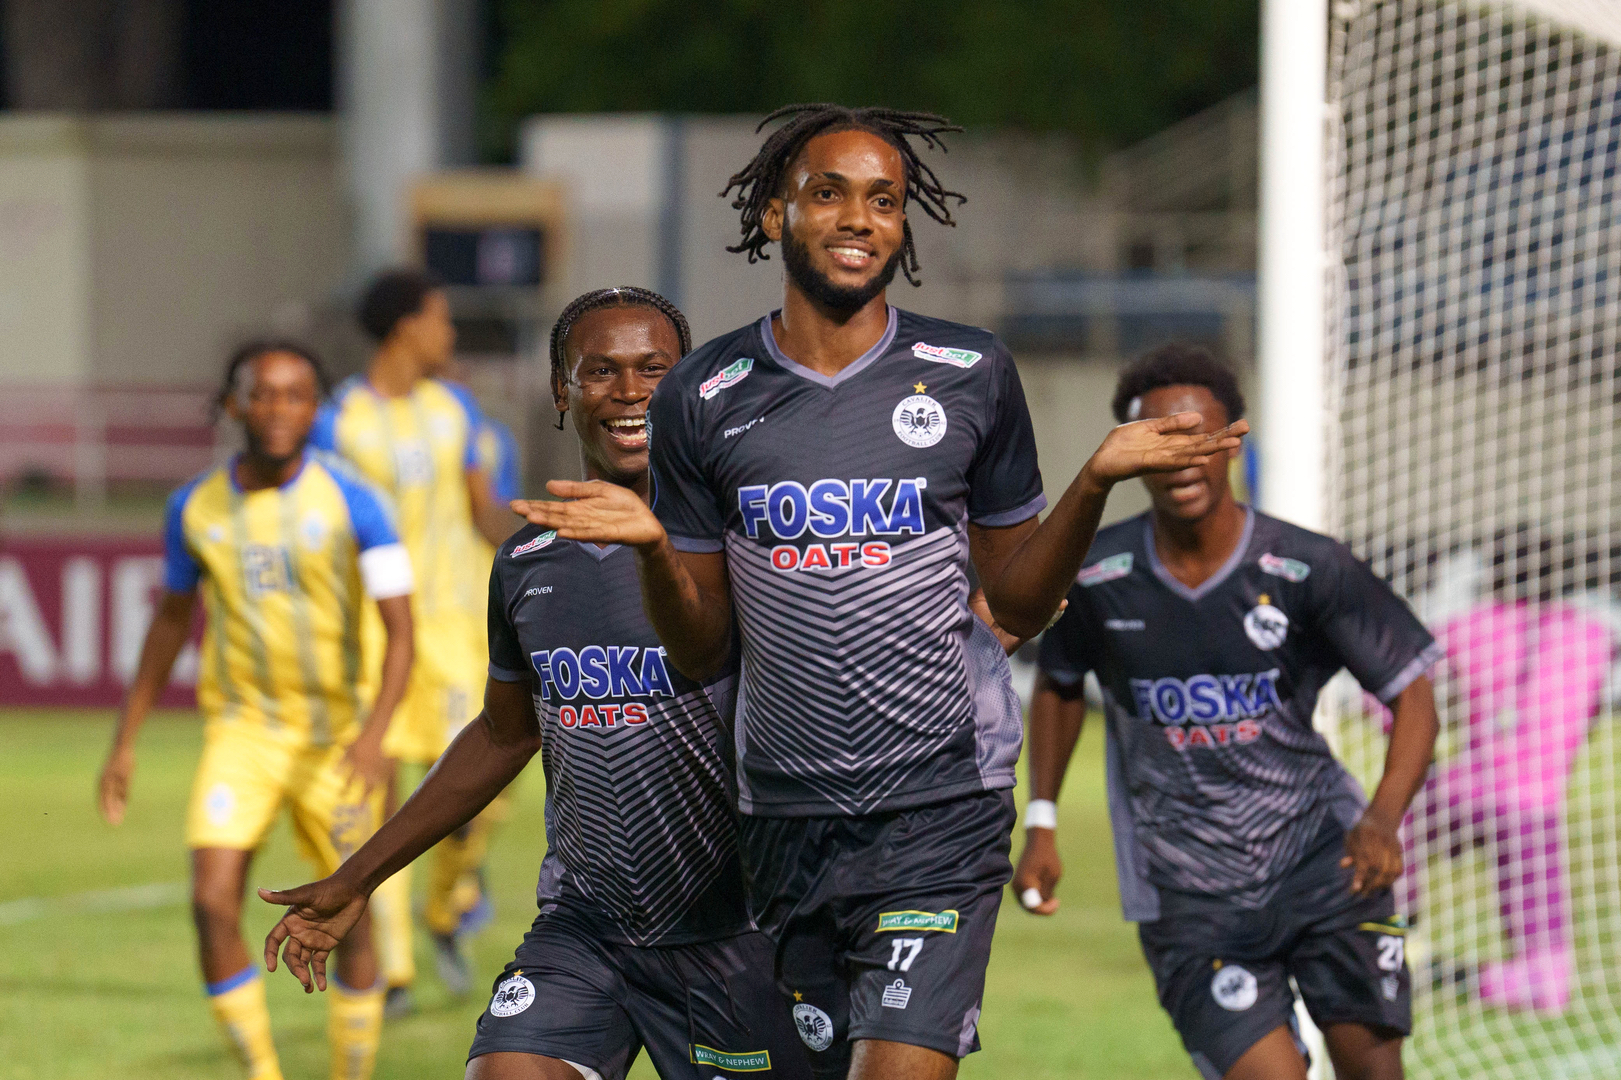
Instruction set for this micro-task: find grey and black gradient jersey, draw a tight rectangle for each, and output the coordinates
[650,307,1044,818]
[1038,509,1442,919]
[487,527,749,946]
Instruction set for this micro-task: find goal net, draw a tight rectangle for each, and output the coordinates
[1323,1,1621,1077]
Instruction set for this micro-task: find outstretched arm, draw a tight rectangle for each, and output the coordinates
[1010,673,1088,914]
[1342,674,1438,895]
[338,594,413,797]
[99,589,196,825]
[513,483,734,680]
[973,413,1247,640]
[261,676,541,991]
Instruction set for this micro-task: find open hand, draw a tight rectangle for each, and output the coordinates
[1012,828,1063,916]
[1084,413,1248,487]
[511,480,666,550]
[98,745,135,825]
[338,730,389,799]
[261,877,369,992]
[1341,809,1404,895]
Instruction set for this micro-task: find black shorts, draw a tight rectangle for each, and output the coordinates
[1137,822,1412,1080]
[740,790,1016,1079]
[467,912,811,1079]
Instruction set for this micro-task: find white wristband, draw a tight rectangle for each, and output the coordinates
[1024,799,1058,831]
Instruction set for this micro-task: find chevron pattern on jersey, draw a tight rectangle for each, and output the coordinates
[726,527,977,815]
[1104,689,1344,908]
[536,681,740,946]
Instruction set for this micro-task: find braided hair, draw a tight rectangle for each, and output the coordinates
[549,287,692,430]
[721,104,966,287]
[213,339,330,422]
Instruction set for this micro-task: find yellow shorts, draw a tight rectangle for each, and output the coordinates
[382,648,486,765]
[185,723,383,876]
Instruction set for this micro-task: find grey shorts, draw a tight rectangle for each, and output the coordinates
[740,791,1016,1080]
[468,913,811,1079]
[1137,823,1412,1080]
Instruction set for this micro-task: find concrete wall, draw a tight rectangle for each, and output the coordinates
[0,114,346,389]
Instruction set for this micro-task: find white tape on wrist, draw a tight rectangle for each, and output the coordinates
[1024,799,1058,831]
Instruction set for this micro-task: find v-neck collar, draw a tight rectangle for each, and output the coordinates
[577,541,622,562]
[758,306,898,389]
[1143,506,1255,602]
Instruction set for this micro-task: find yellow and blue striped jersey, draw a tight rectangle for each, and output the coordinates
[311,376,487,627]
[164,451,403,747]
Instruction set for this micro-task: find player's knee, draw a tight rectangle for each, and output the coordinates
[190,883,241,937]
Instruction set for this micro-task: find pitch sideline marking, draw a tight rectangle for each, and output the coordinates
[0,881,187,927]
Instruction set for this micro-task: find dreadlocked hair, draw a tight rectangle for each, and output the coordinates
[213,339,330,423]
[549,287,693,430]
[721,104,966,287]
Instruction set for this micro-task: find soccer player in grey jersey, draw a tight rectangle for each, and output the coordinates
[515,106,1246,1080]
[1017,344,1442,1080]
[261,289,809,1080]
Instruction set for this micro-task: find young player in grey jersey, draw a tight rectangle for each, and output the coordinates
[1016,344,1442,1080]
[515,106,1247,1080]
[260,289,810,1080]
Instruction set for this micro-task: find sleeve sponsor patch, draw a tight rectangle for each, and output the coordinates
[911,341,983,368]
[1078,552,1133,587]
[1258,552,1311,582]
[510,531,557,557]
[876,909,959,933]
[699,357,754,400]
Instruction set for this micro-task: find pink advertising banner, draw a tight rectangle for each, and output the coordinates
[0,536,199,708]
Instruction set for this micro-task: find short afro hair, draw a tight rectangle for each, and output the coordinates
[358,268,444,343]
[1111,342,1245,425]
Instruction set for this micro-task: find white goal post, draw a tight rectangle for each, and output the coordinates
[1262,2,1621,1078]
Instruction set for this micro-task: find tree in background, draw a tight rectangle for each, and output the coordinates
[481,0,1259,159]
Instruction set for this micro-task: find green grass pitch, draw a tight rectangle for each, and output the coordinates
[0,710,1193,1080]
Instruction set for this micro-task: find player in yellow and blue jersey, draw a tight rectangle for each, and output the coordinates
[98,341,416,1080]
[311,269,518,1011]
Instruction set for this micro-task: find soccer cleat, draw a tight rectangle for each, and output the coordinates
[382,985,414,1020]
[1478,948,1573,1014]
[432,930,472,998]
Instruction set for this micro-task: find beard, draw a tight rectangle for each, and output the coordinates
[781,227,902,313]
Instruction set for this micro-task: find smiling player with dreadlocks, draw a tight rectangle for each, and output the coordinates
[516,105,1247,1080]
[261,289,812,1080]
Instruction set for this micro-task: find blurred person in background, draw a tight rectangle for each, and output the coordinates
[311,269,518,1014]
[98,341,415,1080]
[1399,535,1614,1014]
[1017,344,1441,1080]
[261,288,815,1080]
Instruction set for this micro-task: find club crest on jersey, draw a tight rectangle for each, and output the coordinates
[1259,553,1311,582]
[1079,552,1133,586]
[699,357,754,400]
[1211,964,1257,1011]
[892,394,947,448]
[490,973,535,1017]
[793,1003,835,1052]
[1244,599,1289,650]
[911,341,983,368]
[510,531,557,557]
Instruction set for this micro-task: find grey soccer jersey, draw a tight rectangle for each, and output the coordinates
[487,526,749,946]
[1038,509,1442,919]
[650,307,1045,817]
